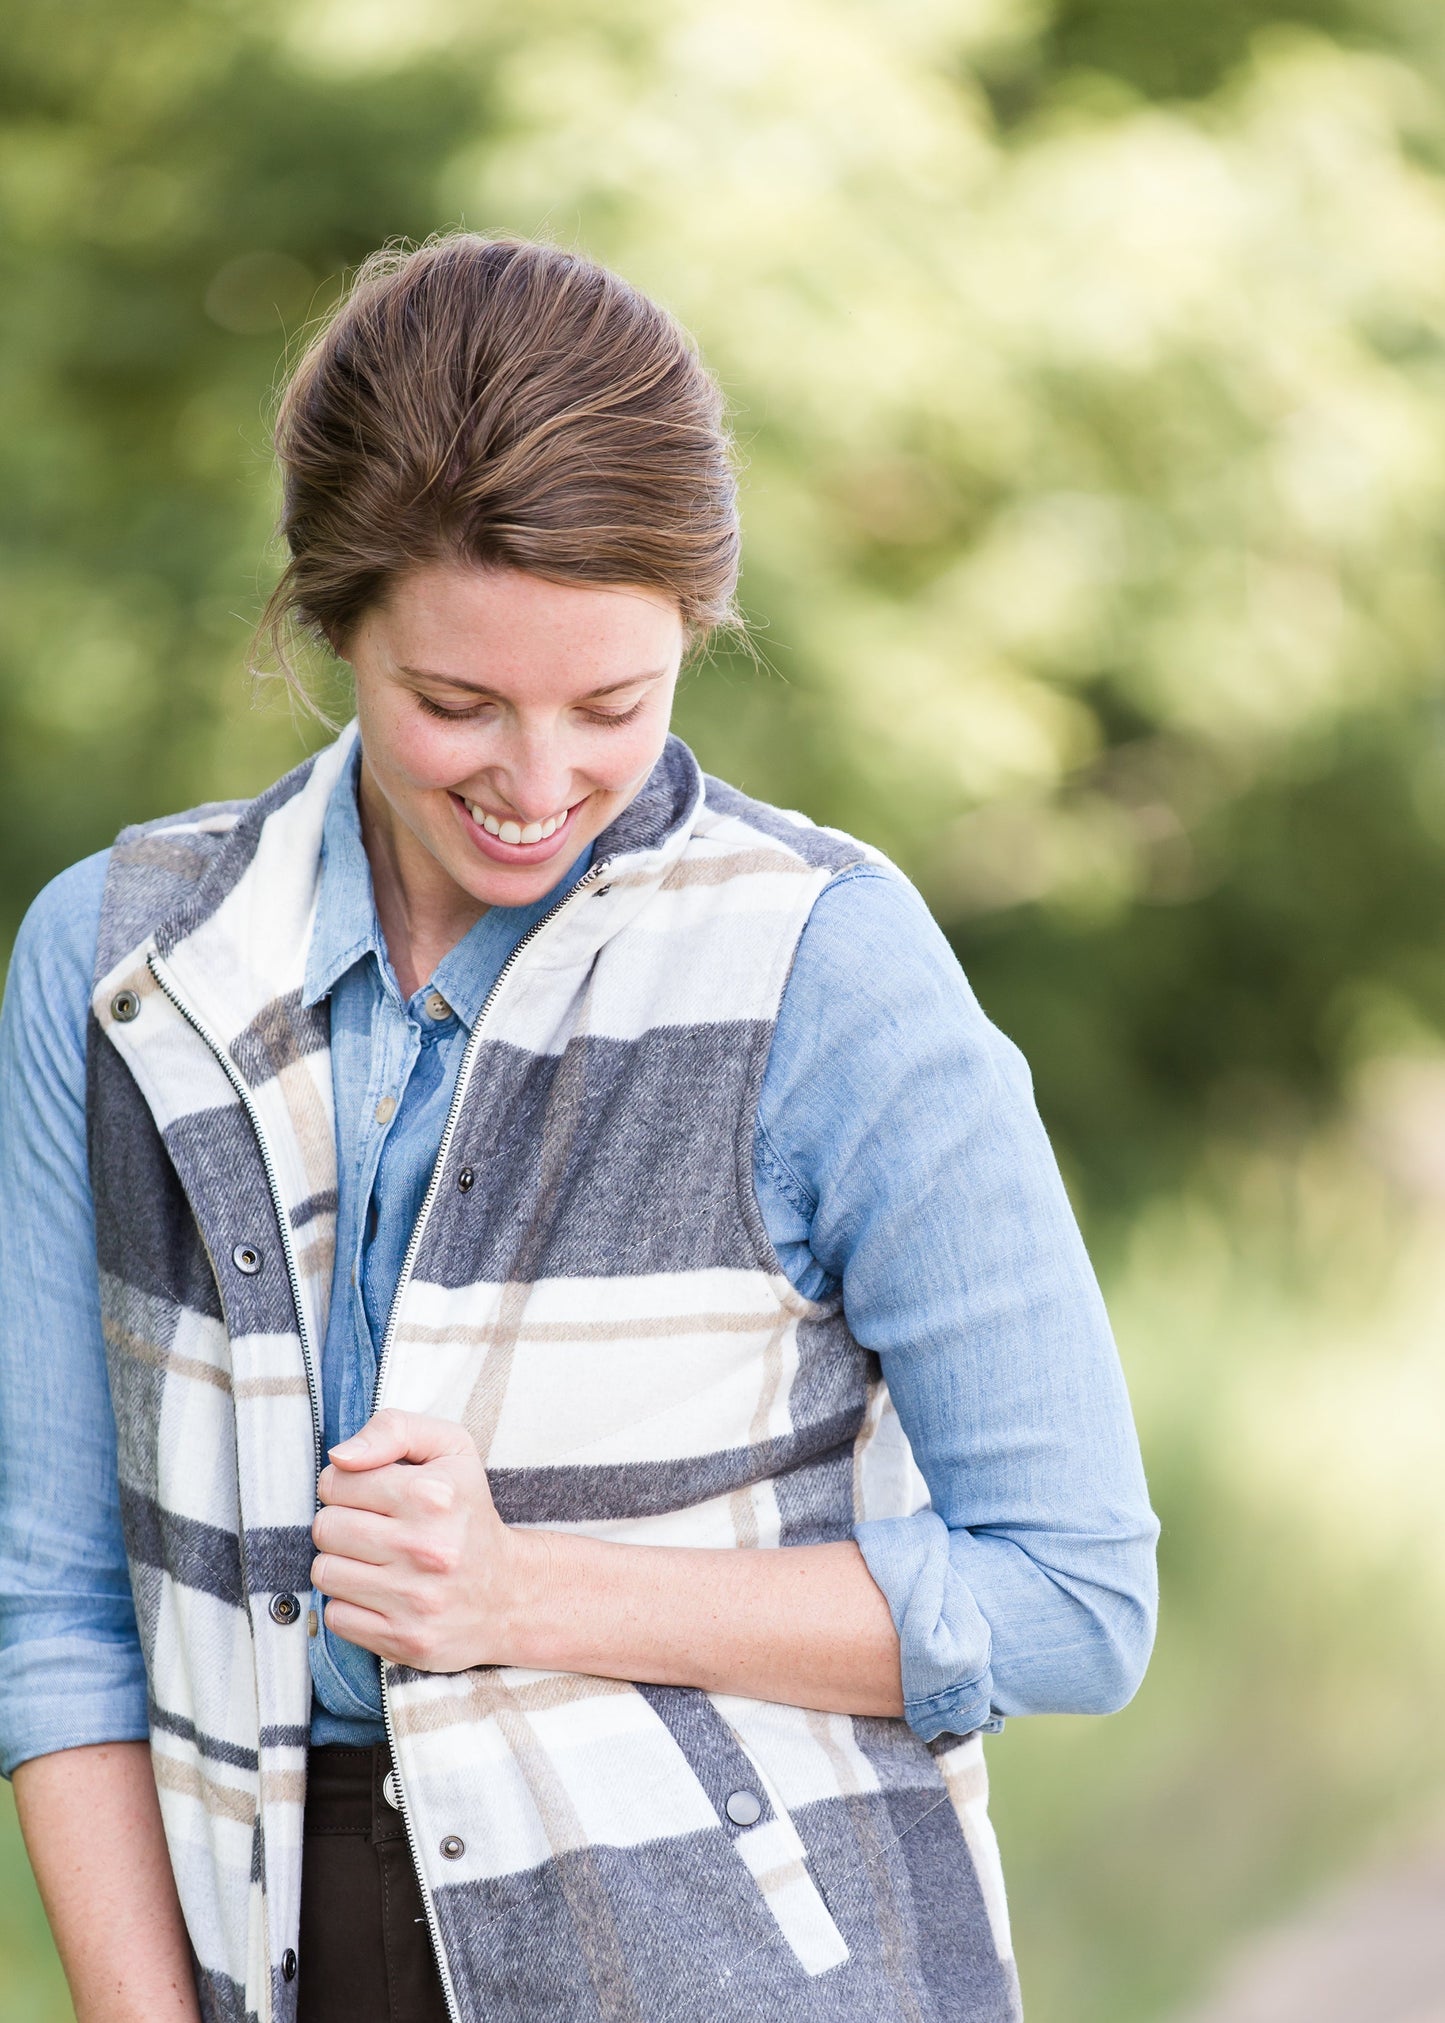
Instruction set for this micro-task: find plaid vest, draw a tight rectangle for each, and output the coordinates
[88,729,1021,2023]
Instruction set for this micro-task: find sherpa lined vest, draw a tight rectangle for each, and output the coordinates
[88,727,1021,2023]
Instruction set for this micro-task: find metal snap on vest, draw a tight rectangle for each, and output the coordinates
[281,1949,297,1982]
[440,1834,465,1860]
[269,1592,300,1627]
[725,1789,763,1827]
[110,989,141,1023]
[457,1168,474,1192]
[382,1770,400,1810]
[593,885,612,898]
[232,1243,262,1275]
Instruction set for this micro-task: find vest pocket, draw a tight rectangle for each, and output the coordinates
[635,1685,849,1978]
[722,1770,850,1975]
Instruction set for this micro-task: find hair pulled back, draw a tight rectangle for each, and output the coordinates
[262,234,740,685]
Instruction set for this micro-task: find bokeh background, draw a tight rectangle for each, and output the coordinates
[6,1,1445,2017]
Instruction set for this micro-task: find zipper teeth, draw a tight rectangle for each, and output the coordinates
[147,953,323,1472]
[373,853,610,2023]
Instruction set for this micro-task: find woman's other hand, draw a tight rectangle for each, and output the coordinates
[311,1409,546,1672]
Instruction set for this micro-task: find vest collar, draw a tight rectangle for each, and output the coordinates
[109,725,705,1066]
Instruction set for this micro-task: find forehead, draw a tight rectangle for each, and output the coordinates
[370,563,683,692]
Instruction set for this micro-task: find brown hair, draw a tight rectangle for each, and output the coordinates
[260,234,740,694]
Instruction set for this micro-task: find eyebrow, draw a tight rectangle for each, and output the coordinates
[396,666,671,701]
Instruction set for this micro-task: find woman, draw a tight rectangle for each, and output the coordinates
[0,235,1157,2023]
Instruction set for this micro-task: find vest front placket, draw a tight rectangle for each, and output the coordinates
[98,945,331,2023]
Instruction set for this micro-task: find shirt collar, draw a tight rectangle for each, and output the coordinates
[301,742,594,1025]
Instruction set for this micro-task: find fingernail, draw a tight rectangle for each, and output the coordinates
[331,1433,369,1459]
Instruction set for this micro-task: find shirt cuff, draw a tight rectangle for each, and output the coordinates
[0,1634,150,1777]
[855,1509,1000,1742]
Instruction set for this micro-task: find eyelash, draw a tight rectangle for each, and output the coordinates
[416,696,647,727]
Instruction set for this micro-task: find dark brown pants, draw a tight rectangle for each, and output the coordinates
[298,1746,450,2023]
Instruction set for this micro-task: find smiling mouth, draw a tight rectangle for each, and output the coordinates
[451,793,583,853]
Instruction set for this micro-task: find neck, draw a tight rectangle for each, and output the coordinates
[357,760,486,1000]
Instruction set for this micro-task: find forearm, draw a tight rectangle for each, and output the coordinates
[14,1741,200,2023]
[513,1534,905,1716]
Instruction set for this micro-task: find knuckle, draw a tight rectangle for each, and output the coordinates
[419,1475,455,1517]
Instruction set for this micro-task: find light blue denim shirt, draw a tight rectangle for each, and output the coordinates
[0,755,1158,1775]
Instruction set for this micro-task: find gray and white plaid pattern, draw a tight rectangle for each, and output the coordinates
[89,729,1022,2023]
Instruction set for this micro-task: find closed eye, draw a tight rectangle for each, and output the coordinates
[580,699,647,727]
[416,693,493,722]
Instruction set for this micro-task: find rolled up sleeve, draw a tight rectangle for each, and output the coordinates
[0,852,149,1776]
[757,865,1158,1739]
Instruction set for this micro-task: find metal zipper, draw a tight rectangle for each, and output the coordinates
[147,952,324,1472]
[374,853,612,2023]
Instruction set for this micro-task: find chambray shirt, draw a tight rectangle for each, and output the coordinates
[0,757,1158,1775]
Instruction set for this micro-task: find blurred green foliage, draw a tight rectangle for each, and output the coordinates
[6,0,1445,2017]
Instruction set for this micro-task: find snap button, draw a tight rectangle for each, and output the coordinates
[232,1243,262,1275]
[382,1770,400,1810]
[424,990,452,1022]
[593,885,612,898]
[281,1948,297,1982]
[269,1592,300,1627]
[725,1789,763,1827]
[457,1168,474,1192]
[440,1834,465,1860]
[110,989,141,1022]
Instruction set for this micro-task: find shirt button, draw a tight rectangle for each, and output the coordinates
[232,1243,263,1275]
[374,1096,397,1125]
[307,1608,318,1638]
[269,1592,301,1627]
[725,1789,763,1827]
[424,990,452,1022]
[281,1948,297,1982]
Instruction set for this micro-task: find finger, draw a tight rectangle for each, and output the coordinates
[310,1550,403,1616]
[311,1504,395,1566]
[328,1408,474,1473]
[317,1457,465,1517]
[320,1597,405,1663]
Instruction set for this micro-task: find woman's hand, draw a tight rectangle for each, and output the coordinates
[311,1409,546,1672]
[313,1407,904,1718]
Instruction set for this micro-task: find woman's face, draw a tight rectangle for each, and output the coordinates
[346,562,685,911]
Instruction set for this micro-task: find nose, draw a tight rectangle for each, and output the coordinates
[470,723,575,822]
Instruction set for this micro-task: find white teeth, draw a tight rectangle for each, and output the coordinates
[465,799,571,843]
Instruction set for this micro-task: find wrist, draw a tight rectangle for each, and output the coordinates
[494,1524,564,1668]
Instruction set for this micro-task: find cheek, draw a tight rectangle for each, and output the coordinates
[360,691,461,793]
[590,713,674,800]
